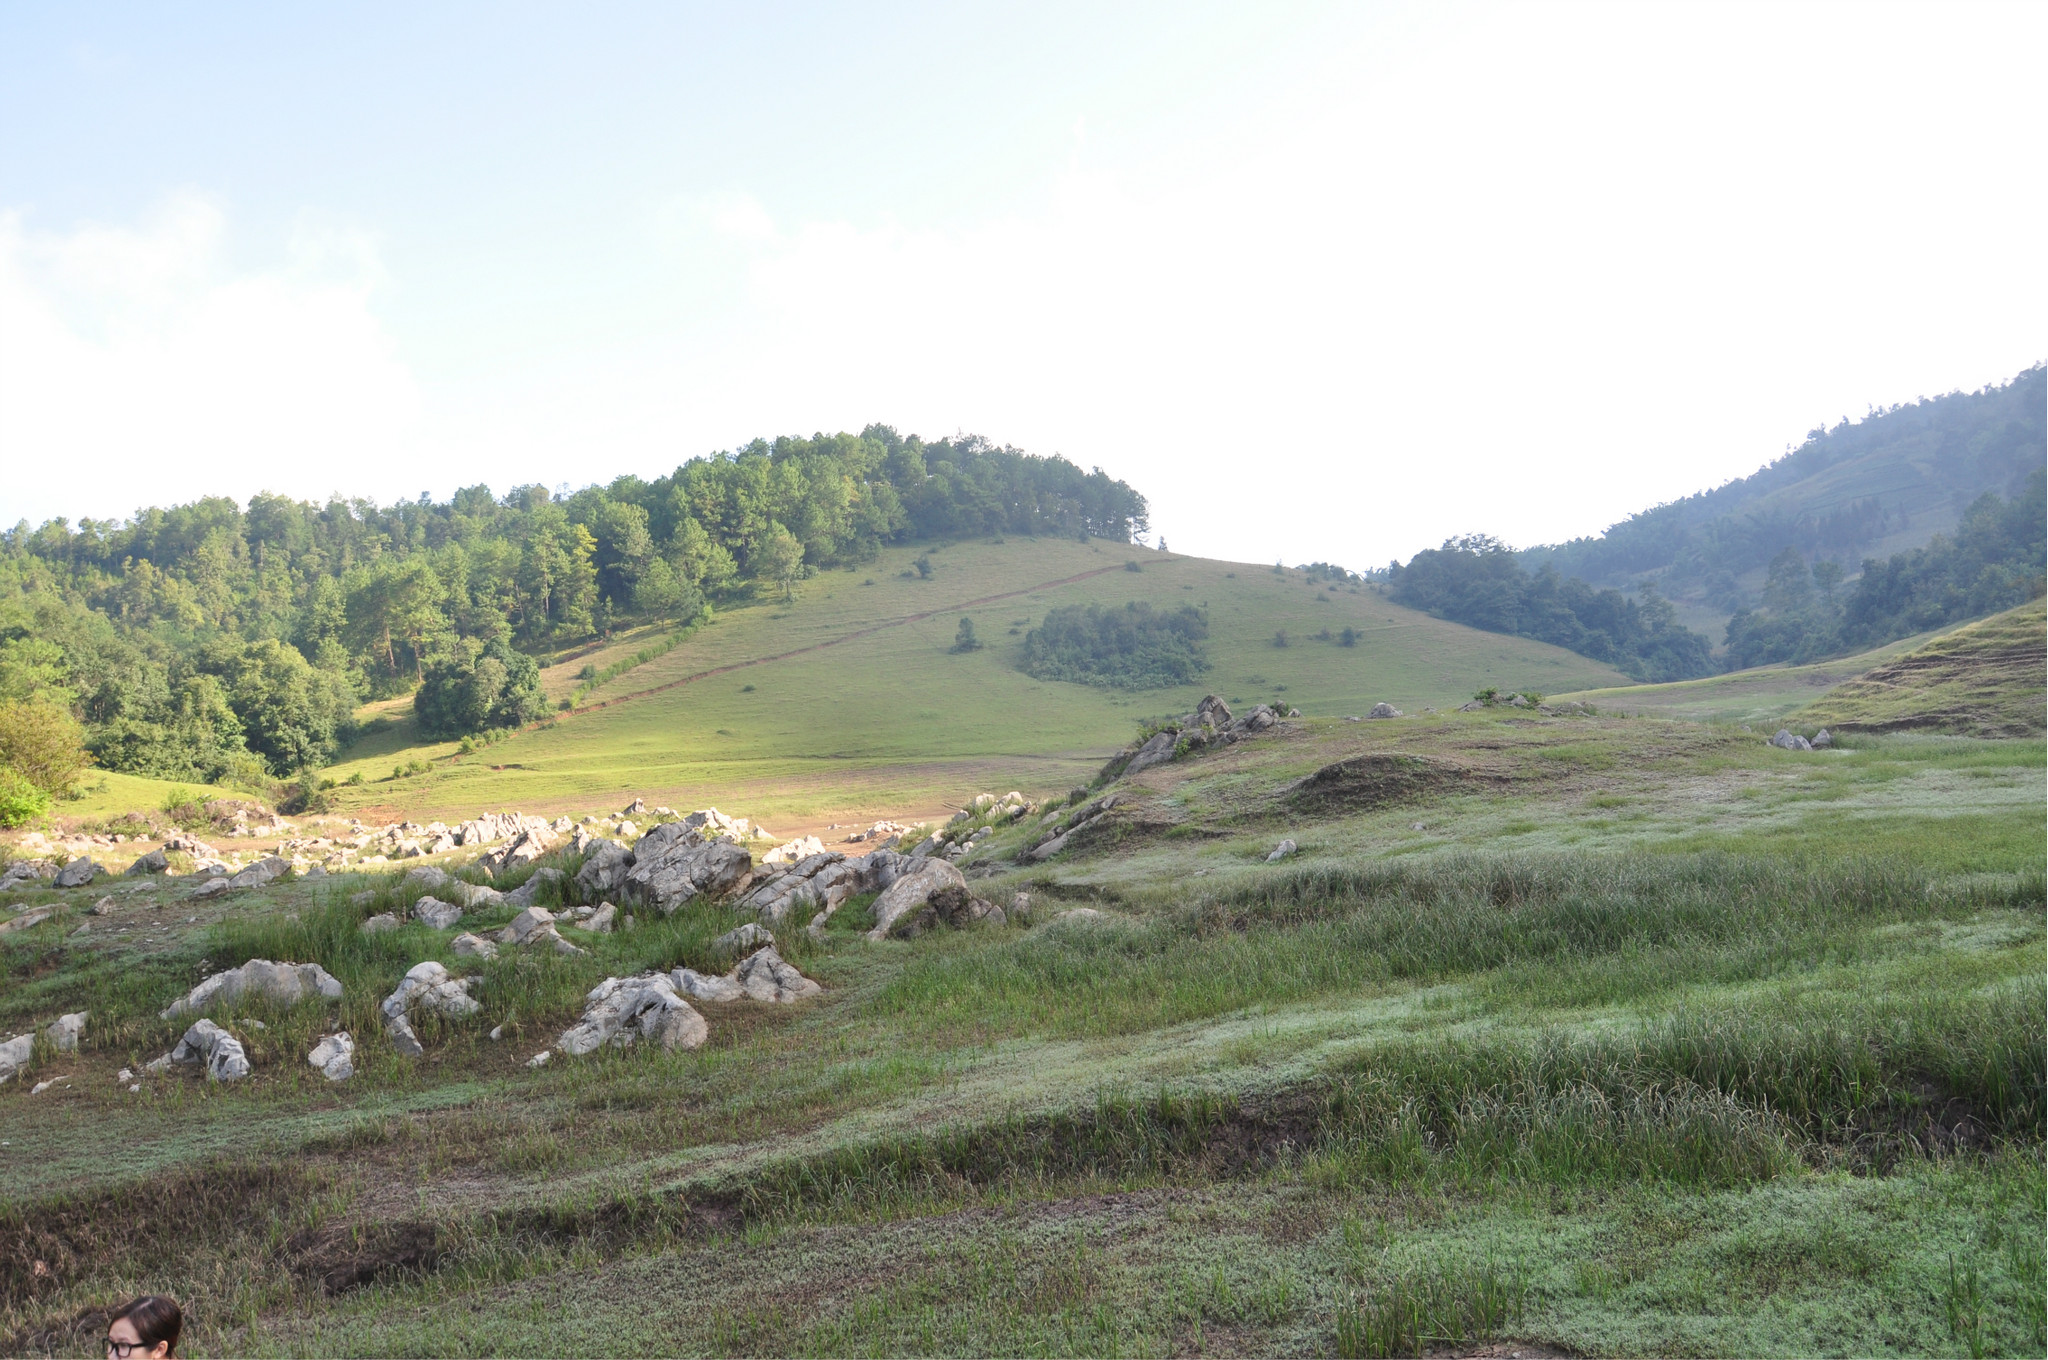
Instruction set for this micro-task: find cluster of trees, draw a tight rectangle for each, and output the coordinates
[1723,472,2046,668]
[1521,366,2045,605]
[1020,602,1211,688]
[1,427,1148,785]
[1388,537,1715,681]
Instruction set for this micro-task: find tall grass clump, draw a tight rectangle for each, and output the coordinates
[1333,1260,1527,1359]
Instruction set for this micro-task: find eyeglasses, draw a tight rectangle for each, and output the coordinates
[106,1340,153,1358]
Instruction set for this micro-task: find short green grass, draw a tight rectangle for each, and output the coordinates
[2,681,2040,1357]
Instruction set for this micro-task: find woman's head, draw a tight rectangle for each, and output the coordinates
[106,1296,181,1359]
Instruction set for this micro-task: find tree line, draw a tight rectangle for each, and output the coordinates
[1386,538,1716,681]
[0,427,1149,798]
[1723,470,2045,668]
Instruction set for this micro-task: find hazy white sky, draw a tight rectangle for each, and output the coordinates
[2,2,2041,566]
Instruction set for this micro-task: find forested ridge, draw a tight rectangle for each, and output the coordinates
[0,427,1147,800]
[1387,366,2046,679]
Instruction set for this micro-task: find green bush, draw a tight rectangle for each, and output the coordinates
[414,640,548,739]
[1019,602,1209,689]
[0,766,50,828]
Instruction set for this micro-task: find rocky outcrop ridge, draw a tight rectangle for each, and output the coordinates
[1100,695,1282,782]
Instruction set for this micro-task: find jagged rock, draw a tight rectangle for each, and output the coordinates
[479,827,555,877]
[573,838,630,895]
[557,974,707,1055]
[1124,729,1180,777]
[504,867,566,909]
[0,907,53,934]
[1368,702,1401,718]
[1812,728,1833,748]
[307,1032,355,1081]
[679,807,752,841]
[386,1014,424,1057]
[189,877,231,900]
[0,1032,33,1083]
[171,1019,251,1081]
[451,931,499,959]
[1770,729,1814,752]
[734,947,822,1001]
[736,852,865,925]
[671,966,745,1002]
[381,960,479,1021]
[162,960,344,1018]
[452,811,553,847]
[762,835,826,864]
[623,832,751,915]
[126,848,170,876]
[1267,839,1298,862]
[360,913,399,934]
[91,897,113,915]
[227,855,288,890]
[55,857,99,888]
[411,896,463,930]
[0,860,54,892]
[454,881,504,908]
[499,906,557,945]
[712,922,774,954]
[868,858,968,939]
[45,1012,87,1052]
[402,865,450,894]
[583,902,617,934]
[615,820,639,841]
[620,798,648,816]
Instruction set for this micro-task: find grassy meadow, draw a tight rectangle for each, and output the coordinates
[316,538,1627,829]
[4,654,2043,1357]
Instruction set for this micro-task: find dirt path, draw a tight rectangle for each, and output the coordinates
[562,562,1132,719]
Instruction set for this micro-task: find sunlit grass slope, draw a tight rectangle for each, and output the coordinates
[325,537,1626,824]
[1789,598,2046,738]
[1553,632,1938,725]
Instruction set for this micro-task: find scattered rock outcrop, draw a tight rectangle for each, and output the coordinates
[867,858,972,939]
[556,974,707,1055]
[411,896,464,930]
[0,860,54,891]
[1100,695,1282,782]
[1367,702,1401,719]
[170,1019,251,1081]
[1769,728,1815,752]
[621,826,752,914]
[54,857,100,888]
[1023,793,1123,863]
[673,945,823,1004]
[761,835,825,864]
[161,960,344,1019]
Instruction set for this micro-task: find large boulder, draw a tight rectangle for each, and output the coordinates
[868,858,968,940]
[0,1032,34,1083]
[1123,729,1180,777]
[380,961,480,1021]
[227,855,288,890]
[411,896,463,930]
[498,906,557,945]
[55,857,99,888]
[161,960,344,1019]
[623,833,751,915]
[126,848,170,876]
[736,852,866,925]
[45,1012,87,1052]
[574,838,631,896]
[556,974,707,1056]
[170,1019,251,1081]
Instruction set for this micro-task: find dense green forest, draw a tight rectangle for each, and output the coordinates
[1520,365,2044,605]
[1723,470,2046,668]
[0,428,1148,796]
[1386,540,1716,681]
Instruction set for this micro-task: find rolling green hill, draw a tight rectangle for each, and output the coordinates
[321,537,1628,827]
[1788,597,2045,737]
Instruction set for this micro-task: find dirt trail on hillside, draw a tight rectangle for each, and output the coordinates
[562,562,1133,719]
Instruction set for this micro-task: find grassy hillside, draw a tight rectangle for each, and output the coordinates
[1788,597,2046,738]
[1550,632,1938,725]
[3,699,2039,1357]
[319,537,1627,828]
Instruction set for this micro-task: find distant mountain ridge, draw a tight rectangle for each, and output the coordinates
[1519,364,2045,613]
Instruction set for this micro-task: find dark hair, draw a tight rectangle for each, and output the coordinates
[112,1296,182,1357]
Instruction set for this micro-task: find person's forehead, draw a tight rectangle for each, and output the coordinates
[107,1317,141,1338]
